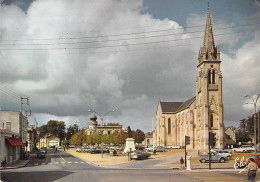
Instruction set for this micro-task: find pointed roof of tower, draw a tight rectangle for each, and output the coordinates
[198,3,220,64]
[203,3,215,51]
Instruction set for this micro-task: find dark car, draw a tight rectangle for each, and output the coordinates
[131,151,151,160]
[90,148,109,154]
[37,150,46,159]
[41,147,47,154]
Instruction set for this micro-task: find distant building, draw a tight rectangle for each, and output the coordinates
[27,126,37,153]
[224,127,236,148]
[85,114,124,135]
[155,6,224,150]
[39,135,60,148]
[142,133,153,146]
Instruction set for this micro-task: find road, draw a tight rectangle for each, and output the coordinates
[0,149,254,182]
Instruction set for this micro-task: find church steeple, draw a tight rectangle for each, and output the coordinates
[203,3,215,51]
[198,3,220,64]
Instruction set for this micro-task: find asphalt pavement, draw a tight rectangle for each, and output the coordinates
[0,149,256,182]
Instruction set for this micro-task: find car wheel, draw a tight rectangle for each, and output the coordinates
[227,156,231,160]
[219,158,225,163]
[201,159,206,163]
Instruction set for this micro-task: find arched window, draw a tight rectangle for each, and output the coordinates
[210,114,213,127]
[212,70,215,84]
[208,70,211,84]
[147,139,150,145]
[168,118,171,134]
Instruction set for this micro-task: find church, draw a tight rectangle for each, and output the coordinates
[155,6,224,149]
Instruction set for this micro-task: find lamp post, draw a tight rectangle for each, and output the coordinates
[245,94,260,154]
[88,109,116,158]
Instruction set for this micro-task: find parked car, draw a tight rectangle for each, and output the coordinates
[232,147,251,153]
[234,155,260,169]
[199,150,227,163]
[166,145,181,149]
[76,148,82,152]
[211,149,232,160]
[147,146,166,152]
[90,148,109,154]
[131,151,151,160]
[41,147,47,154]
[135,146,144,150]
[37,150,46,159]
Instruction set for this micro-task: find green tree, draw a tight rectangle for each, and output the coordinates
[67,124,79,140]
[93,132,101,146]
[62,140,70,147]
[133,129,145,144]
[37,124,48,137]
[46,120,66,142]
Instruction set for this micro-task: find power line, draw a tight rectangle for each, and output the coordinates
[1,16,259,42]
[0,21,259,46]
[0,31,246,51]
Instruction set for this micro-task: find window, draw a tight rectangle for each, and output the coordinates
[108,131,111,134]
[168,118,171,134]
[6,122,11,131]
[210,114,213,128]
[212,70,215,84]
[208,70,211,84]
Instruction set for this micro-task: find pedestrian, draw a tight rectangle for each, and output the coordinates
[247,158,258,182]
[180,157,184,169]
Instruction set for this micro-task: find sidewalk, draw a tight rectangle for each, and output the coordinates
[1,154,35,170]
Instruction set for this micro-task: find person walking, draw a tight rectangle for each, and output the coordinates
[247,158,258,182]
[180,157,184,169]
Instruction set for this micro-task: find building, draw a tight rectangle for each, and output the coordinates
[85,114,124,135]
[26,126,37,153]
[0,110,27,164]
[155,6,224,150]
[224,127,236,149]
[39,135,60,148]
[142,133,153,146]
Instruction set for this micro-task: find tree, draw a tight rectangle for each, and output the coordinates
[46,120,66,142]
[132,129,145,144]
[67,124,79,140]
[70,132,83,146]
[37,124,48,137]
[114,132,127,145]
[62,140,70,147]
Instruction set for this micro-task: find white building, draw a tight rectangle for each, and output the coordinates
[0,129,22,165]
[0,110,28,160]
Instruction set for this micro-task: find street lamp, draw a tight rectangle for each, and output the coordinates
[88,109,116,158]
[245,94,260,154]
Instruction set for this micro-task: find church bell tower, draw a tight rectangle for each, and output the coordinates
[196,4,224,149]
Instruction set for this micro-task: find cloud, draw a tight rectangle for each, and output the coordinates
[0,0,259,131]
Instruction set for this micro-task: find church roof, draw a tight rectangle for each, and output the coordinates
[160,102,183,113]
[176,96,196,112]
[160,96,196,114]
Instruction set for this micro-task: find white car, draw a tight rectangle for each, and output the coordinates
[232,147,250,153]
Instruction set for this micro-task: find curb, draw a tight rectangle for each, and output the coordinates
[2,156,35,170]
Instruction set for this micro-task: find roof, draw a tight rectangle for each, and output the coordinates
[160,96,196,114]
[176,96,196,112]
[160,102,183,113]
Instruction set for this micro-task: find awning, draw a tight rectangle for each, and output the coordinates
[6,138,24,146]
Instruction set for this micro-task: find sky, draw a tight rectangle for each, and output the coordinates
[0,0,259,132]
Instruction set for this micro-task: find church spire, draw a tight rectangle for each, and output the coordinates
[203,3,215,50]
[198,3,220,64]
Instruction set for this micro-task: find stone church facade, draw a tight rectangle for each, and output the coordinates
[155,7,224,150]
